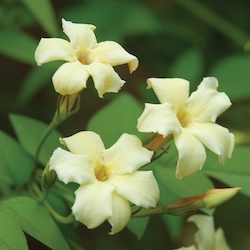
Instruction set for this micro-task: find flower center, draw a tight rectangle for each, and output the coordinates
[95,165,108,182]
[178,111,192,128]
[77,51,91,65]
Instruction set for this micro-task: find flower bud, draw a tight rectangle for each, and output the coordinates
[202,187,241,208]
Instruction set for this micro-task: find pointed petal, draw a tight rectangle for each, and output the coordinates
[35,38,77,65]
[188,215,215,250]
[72,182,115,229]
[215,228,231,250]
[189,122,235,164]
[52,61,90,95]
[187,77,232,122]
[137,103,181,137]
[174,128,206,179]
[147,78,189,114]
[103,133,153,174]
[108,195,131,235]
[62,18,97,51]
[87,62,125,97]
[49,148,95,185]
[60,131,105,167]
[110,171,159,208]
[88,41,139,73]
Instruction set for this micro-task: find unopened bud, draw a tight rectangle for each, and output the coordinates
[202,187,241,208]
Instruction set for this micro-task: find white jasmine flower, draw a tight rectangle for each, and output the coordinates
[137,77,234,178]
[50,131,159,234]
[176,214,231,250]
[35,19,138,97]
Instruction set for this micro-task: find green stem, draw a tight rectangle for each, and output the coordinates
[176,0,249,47]
[44,201,75,224]
[33,118,59,167]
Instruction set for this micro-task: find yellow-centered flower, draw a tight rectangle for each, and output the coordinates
[137,77,234,178]
[50,131,159,234]
[35,19,138,97]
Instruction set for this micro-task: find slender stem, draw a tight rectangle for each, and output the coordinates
[44,201,75,224]
[34,119,59,167]
[176,0,249,47]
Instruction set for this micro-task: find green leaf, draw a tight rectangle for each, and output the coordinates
[9,114,61,165]
[209,54,250,99]
[127,216,149,240]
[0,213,28,250]
[17,62,61,107]
[62,0,160,42]
[87,93,142,147]
[20,0,59,36]
[168,49,204,87]
[203,146,250,197]
[155,165,214,198]
[0,29,37,64]
[154,155,214,216]
[0,196,70,250]
[0,130,33,185]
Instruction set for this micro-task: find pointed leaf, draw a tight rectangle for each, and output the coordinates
[203,146,250,197]
[127,216,149,240]
[0,130,33,185]
[0,213,28,250]
[0,29,37,64]
[17,62,61,107]
[21,0,59,36]
[209,54,250,99]
[9,114,61,165]
[0,196,70,250]
[87,93,142,147]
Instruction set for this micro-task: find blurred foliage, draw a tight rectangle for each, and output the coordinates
[0,0,250,249]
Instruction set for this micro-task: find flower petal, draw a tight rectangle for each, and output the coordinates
[174,128,206,179]
[52,61,90,95]
[189,122,235,164]
[35,38,77,65]
[60,131,105,167]
[107,195,131,235]
[188,215,215,250]
[103,133,153,174]
[88,41,139,73]
[87,61,125,97]
[49,148,95,185]
[137,103,181,137]
[214,228,231,250]
[147,78,189,115]
[72,181,115,229]
[110,171,159,208]
[62,18,97,52]
[187,77,232,123]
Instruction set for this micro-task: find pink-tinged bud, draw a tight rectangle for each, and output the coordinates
[133,187,241,217]
[202,187,241,208]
